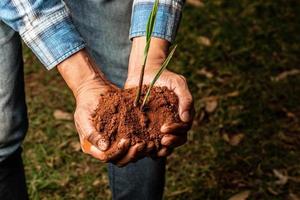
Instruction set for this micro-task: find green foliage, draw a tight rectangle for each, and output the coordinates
[145,0,159,53]
[135,0,178,109]
[134,0,159,106]
[141,45,177,109]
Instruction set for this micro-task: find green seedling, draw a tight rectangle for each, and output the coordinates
[134,0,178,110]
[140,45,177,110]
[134,0,159,107]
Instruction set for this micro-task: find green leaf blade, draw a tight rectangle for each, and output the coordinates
[146,0,159,41]
[141,45,178,109]
[134,0,159,106]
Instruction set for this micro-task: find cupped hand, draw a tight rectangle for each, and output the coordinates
[125,69,194,157]
[74,77,132,163]
[125,37,194,158]
[66,56,153,167]
[58,50,133,164]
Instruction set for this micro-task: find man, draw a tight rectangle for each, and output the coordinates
[0,0,193,199]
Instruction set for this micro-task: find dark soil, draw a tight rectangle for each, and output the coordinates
[92,86,180,154]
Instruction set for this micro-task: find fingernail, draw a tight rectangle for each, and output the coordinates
[118,138,129,149]
[161,136,170,146]
[157,147,168,157]
[181,111,190,122]
[160,125,166,133]
[161,135,169,145]
[160,124,170,133]
[98,138,109,151]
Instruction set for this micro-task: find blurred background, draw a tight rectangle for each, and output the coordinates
[23,0,300,199]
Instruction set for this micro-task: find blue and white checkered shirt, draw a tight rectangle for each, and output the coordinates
[0,0,184,69]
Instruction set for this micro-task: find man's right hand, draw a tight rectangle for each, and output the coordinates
[57,50,157,166]
[57,50,133,163]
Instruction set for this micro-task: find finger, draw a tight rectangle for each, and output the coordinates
[157,147,173,157]
[75,109,110,151]
[146,141,155,154]
[106,138,131,161]
[173,76,194,123]
[82,139,108,162]
[115,141,146,167]
[161,134,187,148]
[161,122,190,134]
[87,132,110,151]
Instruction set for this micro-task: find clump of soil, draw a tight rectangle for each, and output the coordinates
[92,86,180,154]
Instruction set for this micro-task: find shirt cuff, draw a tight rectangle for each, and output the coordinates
[21,9,85,70]
[129,1,183,43]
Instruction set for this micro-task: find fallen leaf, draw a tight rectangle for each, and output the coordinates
[228,190,251,200]
[273,69,300,82]
[186,0,204,7]
[267,187,279,196]
[286,112,297,119]
[288,176,300,183]
[78,192,85,199]
[273,169,288,185]
[53,109,73,120]
[281,108,297,119]
[289,193,300,200]
[58,177,69,187]
[198,111,206,122]
[223,133,245,146]
[70,141,81,152]
[197,68,214,79]
[197,36,212,46]
[84,165,90,173]
[196,82,206,89]
[205,99,218,113]
[58,140,69,149]
[92,179,101,187]
[166,188,192,197]
[225,91,240,98]
[34,130,48,143]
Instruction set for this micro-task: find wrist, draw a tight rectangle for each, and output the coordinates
[57,49,107,97]
[128,37,170,77]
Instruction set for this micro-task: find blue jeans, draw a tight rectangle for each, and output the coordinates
[0,1,165,199]
[0,21,28,199]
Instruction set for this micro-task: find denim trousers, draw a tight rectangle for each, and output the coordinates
[0,0,165,199]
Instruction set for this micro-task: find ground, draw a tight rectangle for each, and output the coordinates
[22,0,300,199]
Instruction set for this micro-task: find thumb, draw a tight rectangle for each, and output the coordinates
[74,108,110,151]
[87,132,110,151]
[173,76,194,123]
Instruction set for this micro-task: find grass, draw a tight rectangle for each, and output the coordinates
[22,0,300,199]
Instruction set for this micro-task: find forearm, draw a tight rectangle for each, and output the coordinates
[0,0,85,69]
[57,50,108,98]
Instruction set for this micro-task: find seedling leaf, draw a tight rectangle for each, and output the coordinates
[134,0,159,106]
[146,0,159,42]
[141,45,178,109]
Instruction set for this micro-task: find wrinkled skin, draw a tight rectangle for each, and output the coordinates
[123,69,194,166]
[58,51,133,164]
[73,59,194,167]
[60,42,194,167]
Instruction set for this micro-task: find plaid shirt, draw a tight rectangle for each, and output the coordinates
[0,0,184,69]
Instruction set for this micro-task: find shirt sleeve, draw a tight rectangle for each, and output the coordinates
[129,0,184,43]
[0,0,86,70]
